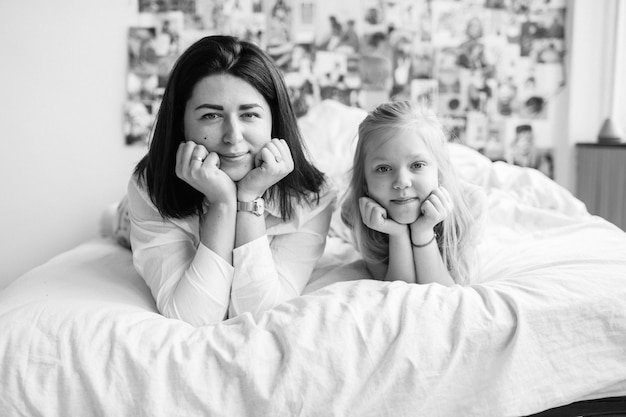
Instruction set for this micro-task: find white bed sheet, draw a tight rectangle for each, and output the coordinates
[2,174,626,416]
[2,100,626,416]
[1,220,626,416]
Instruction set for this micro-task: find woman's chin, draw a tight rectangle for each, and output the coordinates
[222,166,250,182]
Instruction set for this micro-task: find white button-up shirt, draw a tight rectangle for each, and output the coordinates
[128,176,336,326]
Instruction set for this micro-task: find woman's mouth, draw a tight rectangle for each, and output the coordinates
[220,152,248,163]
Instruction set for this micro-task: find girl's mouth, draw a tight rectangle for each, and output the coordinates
[391,197,419,205]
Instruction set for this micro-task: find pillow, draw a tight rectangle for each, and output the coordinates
[448,142,493,185]
[298,100,368,242]
[298,99,368,193]
[99,196,131,250]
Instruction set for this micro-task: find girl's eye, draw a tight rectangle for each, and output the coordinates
[411,162,426,170]
[375,166,391,173]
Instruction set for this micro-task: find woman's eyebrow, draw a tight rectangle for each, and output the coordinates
[194,103,222,111]
[194,103,264,111]
[239,103,263,111]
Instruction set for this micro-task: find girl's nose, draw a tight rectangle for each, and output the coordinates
[222,117,243,144]
[392,170,411,189]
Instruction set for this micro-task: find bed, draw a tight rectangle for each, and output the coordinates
[1,100,625,417]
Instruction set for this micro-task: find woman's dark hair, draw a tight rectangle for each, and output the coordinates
[134,35,325,220]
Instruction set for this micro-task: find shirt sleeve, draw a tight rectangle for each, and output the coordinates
[127,177,234,326]
[230,185,337,320]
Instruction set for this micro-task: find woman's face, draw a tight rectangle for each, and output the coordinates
[184,73,273,181]
[363,129,440,225]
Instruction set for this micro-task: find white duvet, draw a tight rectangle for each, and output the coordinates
[1,101,626,416]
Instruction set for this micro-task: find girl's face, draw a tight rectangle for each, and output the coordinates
[184,73,273,181]
[363,129,440,225]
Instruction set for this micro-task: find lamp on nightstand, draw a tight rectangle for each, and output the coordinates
[598,117,624,144]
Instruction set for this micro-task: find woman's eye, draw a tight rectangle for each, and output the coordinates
[241,112,260,119]
[375,166,390,173]
[200,113,221,120]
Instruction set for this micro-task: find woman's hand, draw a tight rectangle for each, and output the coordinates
[175,141,236,204]
[410,186,453,239]
[237,138,294,201]
[359,197,406,236]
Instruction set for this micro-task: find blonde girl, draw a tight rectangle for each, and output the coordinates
[341,101,483,285]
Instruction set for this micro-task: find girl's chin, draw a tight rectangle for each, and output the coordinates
[388,211,419,225]
[395,217,418,225]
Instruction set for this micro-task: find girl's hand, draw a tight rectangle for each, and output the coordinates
[237,138,294,201]
[410,186,453,238]
[175,141,236,204]
[359,197,406,236]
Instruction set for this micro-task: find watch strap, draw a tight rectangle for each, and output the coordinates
[237,200,255,212]
[237,197,264,216]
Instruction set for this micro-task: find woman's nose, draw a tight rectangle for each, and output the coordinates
[222,117,243,144]
[392,170,411,189]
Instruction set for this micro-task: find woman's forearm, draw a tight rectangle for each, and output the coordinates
[235,208,267,248]
[231,195,335,319]
[199,201,237,264]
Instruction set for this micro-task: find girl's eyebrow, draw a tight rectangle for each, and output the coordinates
[194,103,264,111]
[370,153,428,162]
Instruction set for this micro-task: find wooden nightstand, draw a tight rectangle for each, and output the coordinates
[576,143,626,231]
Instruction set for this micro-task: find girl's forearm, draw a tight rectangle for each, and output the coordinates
[410,231,455,286]
[385,228,416,283]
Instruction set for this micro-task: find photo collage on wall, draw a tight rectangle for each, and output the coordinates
[124,0,567,179]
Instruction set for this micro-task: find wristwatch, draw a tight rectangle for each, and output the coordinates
[237,197,265,217]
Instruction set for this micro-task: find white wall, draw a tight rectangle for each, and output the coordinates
[0,1,145,287]
[0,0,619,289]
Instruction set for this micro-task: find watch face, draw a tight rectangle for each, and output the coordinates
[253,198,265,216]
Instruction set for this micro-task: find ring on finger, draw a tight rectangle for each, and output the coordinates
[191,156,204,162]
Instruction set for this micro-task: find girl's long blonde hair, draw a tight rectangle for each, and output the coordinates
[341,101,479,284]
